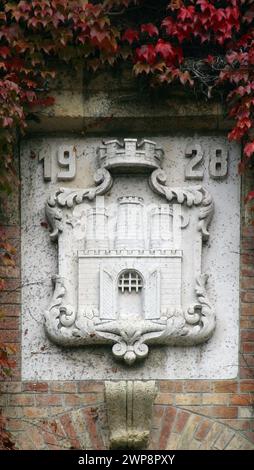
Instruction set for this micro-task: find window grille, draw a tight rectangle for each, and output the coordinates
[118,270,143,293]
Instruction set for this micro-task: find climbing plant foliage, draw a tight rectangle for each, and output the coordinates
[0,1,254,174]
[0,0,254,378]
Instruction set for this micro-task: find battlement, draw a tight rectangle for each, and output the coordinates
[97,138,164,172]
[79,249,182,258]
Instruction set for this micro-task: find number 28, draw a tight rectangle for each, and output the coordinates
[185,145,228,180]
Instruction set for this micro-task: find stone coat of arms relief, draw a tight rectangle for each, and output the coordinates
[44,139,215,365]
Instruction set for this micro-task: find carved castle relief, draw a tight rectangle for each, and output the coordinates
[44,139,215,365]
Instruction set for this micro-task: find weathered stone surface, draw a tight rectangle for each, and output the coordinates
[21,135,240,380]
[26,68,233,135]
[105,380,157,449]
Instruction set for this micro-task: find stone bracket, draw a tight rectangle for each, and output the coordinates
[105,380,157,449]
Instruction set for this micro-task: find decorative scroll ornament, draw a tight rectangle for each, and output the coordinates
[44,274,215,364]
[44,138,216,365]
[149,169,214,240]
[46,168,113,241]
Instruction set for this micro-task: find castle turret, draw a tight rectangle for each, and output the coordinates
[85,206,109,250]
[150,206,173,250]
[115,196,144,250]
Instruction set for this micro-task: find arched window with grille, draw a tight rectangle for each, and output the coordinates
[117,269,143,319]
[118,270,143,293]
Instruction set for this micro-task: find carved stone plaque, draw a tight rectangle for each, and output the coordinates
[21,137,240,380]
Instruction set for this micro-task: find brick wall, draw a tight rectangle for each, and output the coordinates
[0,161,254,451]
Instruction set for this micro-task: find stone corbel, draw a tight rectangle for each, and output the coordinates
[105,381,157,449]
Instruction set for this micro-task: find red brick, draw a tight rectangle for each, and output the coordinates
[1,279,19,290]
[243,226,254,237]
[152,405,165,428]
[213,381,238,393]
[0,266,20,278]
[9,394,35,406]
[22,382,49,392]
[22,407,49,418]
[149,428,160,450]
[15,432,34,450]
[159,381,183,392]
[241,331,254,341]
[155,393,174,405]
[241,303,254,316]
[184,380,211,392]
[42,430,59,447]
[48,420,66,439]
[241,292,254,303]
[49,382,77,393]
[158,406,177,449]
[78,382,104,393]
[64,393,100,406]
[173,410,190,433]
[0,291,21,304]
[242,277,254,289]
[0,330,19,342]
[243,431,254,443]
[240,366,254,378]
[0,395,8,406]
[242,266,254,277]
[83,408,105,450]
[242,342,254,353]
[202,394,229,405]
[240,381,254,392]
[6,419,24,432]
[183,406,238,419]
[36,395,63,406]
[175,394,201,405]
[194,419,212,440]
[60,414,80,449]
[230,394,254,406]
[219,419,251,431]
[242,238,254,250]
[0,317,19,329]
[29,427,45,449]
[0,382,21,393]
[240,319,254,328]
[240,355,254,367]
[0,305,20,317]
[241,254,254,265]
[0,226,20,238]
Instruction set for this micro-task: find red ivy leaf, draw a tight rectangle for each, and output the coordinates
[122,29,139,44]
[204,54,215,64]
[136,44,156,64]
[141,23,159,37]
[244,141,254,158]
[245,190,254,203]
[155,40,174,59]
[0,46,10,59]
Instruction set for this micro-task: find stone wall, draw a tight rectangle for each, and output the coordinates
[0,68,254,450]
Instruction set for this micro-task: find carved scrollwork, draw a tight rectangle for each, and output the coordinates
[45,201,64,242]
[59,305,76,327]
[95,320,165,365]
[149,169,214,240]
[189,273,216,343]
[45,168,113,241]
[155,274,215,346]
[44,276,79,345]
[44,273,215,363]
